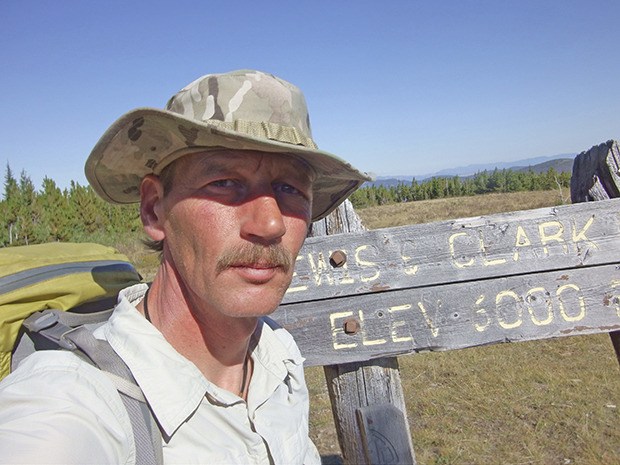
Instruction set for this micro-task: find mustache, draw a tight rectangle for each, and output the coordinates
[216,243,293,274]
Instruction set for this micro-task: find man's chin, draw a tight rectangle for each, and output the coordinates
[221,292,285,318]
[213,274,291,316]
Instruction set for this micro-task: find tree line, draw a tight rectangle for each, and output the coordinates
[349,167,571,208]
[1,165,141,247]
[0,164,571,248]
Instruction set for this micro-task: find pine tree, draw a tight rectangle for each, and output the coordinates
[2,164,20,245]
[39,177,71,241]
[16,170,40,245]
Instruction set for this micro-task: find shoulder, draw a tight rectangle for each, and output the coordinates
[0,351,134,464]
[6,349,119,395]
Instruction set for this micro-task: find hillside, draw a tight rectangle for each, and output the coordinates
[511,157,574,174]
[370,155,575,188]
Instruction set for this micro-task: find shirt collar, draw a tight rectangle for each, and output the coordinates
[103,284,303,438]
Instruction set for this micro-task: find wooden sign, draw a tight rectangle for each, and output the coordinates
[273,198,620,366]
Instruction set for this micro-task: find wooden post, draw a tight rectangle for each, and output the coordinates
[570,139,620,365]
[310,201,416,465]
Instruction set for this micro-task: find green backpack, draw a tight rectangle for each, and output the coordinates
[0,242,162,465]
[0,242,141,378]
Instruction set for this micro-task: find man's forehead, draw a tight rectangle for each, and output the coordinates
[181,150,316,178]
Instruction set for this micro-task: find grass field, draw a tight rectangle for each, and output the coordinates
[117,190,619,465]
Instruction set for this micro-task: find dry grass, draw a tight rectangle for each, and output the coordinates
[400,335,619,465]
[357,190,569,230]
[307,190,620,464]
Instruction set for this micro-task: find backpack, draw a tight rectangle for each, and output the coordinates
[0,242,162,465]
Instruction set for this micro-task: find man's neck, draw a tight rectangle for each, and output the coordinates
[137,267,258,396]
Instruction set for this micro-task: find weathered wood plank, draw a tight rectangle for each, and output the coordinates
[276,263,620,366]
[570,139,620,202]
[283,198,620,305]
[357,403,415,465]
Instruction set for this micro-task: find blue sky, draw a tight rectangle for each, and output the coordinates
[2,0,619,190]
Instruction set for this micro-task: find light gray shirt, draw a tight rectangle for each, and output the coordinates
[0,284,320,465]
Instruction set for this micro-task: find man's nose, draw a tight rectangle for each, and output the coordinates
[240,194,286,243]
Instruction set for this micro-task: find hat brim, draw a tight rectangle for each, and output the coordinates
[85,108,372,221]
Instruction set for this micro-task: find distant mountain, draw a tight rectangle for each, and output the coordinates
[429,153,576,178]
[510,158,575,175]
[368,177,415,188]
[368,153,577,187]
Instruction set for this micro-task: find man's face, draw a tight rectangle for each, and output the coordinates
[145,150,313,322]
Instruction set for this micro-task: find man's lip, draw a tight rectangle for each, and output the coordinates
[230,261,282,269]
[229,264,282,283]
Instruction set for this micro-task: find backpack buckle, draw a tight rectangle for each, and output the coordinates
[23,310,77,350]
[23,310,59,332]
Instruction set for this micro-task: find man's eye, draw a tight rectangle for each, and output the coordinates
[276,183,303,196]
[210,179,236,188]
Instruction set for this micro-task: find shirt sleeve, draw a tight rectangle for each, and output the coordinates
[0,351,134,465]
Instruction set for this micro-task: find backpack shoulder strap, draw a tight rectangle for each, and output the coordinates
[65,327,163,465]
[23,312,163,465]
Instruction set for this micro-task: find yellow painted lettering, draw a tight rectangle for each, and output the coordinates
[358,310,387,346]
[473,294,490,332]
[389,304,413,343]
[355,245,380,282]
[449,232,475,268]
[399,240,419,276]
[480,232,507,266]
[496,290,522,329]
[572,216,598,250]
[526,287,553,326]
[417,302,439,337]
[513,225,532,261]
[307,252,333,286]
[557,284,586,322]
[610,279,620,318]
[538,221,568,255]
[329,311,357,350]
[331,249,355,285]
[286,255,309,293]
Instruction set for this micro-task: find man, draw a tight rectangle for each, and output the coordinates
[0,70,371,464]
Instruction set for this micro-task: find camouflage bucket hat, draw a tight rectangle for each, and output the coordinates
[85,69,372,221]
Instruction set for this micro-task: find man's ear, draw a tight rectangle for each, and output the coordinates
[140,174,166,242]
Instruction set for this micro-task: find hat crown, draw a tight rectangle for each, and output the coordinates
[85,69,371,220]
[166,70,315,146]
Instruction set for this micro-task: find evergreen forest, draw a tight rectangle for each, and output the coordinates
[1,165,141,247]
[0,164,570,248]
[349,167,570,208]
